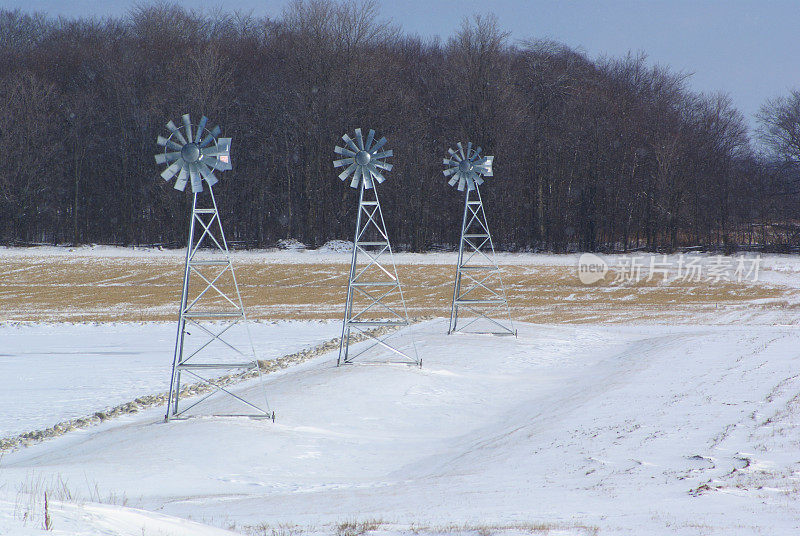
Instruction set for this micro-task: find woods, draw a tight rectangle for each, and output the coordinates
[1,1,799,252]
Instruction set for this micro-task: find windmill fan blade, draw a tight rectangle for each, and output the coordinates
[457,142,465,159]
[372,149,392,160]
[166,120,187,145]
[201,145,229,158]
[364,173,373,189]
[350,165,362,188]
[199,125,221,147]
[195,116,208,143]
[333,157,354,168]
[189,163,202,192]
[467,142,473,158]
[157,136,183,151]
[474,146,482,158]
[198,161,218,187]
[448,148,462,161]
[371,169,386,183]
[476,176,485,186]
[182,114,193,143]
[355,128,364,150]
[370,137,387,153]
[155,151,181,165]
[339,162,357,181]
[443,167,457,177]
[448,176,458,187]
[160,159,183,181]
[342,134,359,153]
[374,161,393,171]
[365,129,375,151]
[458,175,466,191]
[335,146,356,157]
[174,166,189,191]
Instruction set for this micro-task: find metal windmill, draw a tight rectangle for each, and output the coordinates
[443,142,515,335]
[333,128,420,366]
[156,114,271,421]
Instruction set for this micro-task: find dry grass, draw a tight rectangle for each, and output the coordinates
[1,256,795,323]
[241,520,599,536]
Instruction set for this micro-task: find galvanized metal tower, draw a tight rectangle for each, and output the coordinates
[333,129,420,366]
[443,142,515,335]
[155,114,271,421]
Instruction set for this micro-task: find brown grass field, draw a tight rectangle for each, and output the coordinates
[2,254,797,324]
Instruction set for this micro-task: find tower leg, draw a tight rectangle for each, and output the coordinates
[339,184,364,366]
[449,188,471,334]
[166,194,197,421]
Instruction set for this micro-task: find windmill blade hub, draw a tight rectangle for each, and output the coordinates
[355,150,371,166]
[181,142,201,164]
[459,159,472,173]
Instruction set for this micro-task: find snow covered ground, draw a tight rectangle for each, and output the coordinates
[3,319,800,535]
[0,321,340,438]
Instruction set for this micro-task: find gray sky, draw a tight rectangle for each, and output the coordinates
[4,0,797,135]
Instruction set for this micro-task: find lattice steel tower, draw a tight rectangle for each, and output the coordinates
[333,129,420,366]
[155,114,271,421]
[443,142,515,335]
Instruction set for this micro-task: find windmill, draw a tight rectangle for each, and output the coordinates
[156,113,271,421]
[443,142,515,335]
[333,128,420,366]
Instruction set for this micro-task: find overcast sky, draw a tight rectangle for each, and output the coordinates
[4,0,797,135]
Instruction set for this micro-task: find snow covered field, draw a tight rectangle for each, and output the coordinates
[0,321,341,439]
[2,248,800,535]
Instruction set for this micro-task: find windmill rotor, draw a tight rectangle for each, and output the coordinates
[333,128,393,189]
[155,114,232,193]
[442,142,494,191]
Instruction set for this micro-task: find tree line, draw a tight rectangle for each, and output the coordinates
[1,1,799,252]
